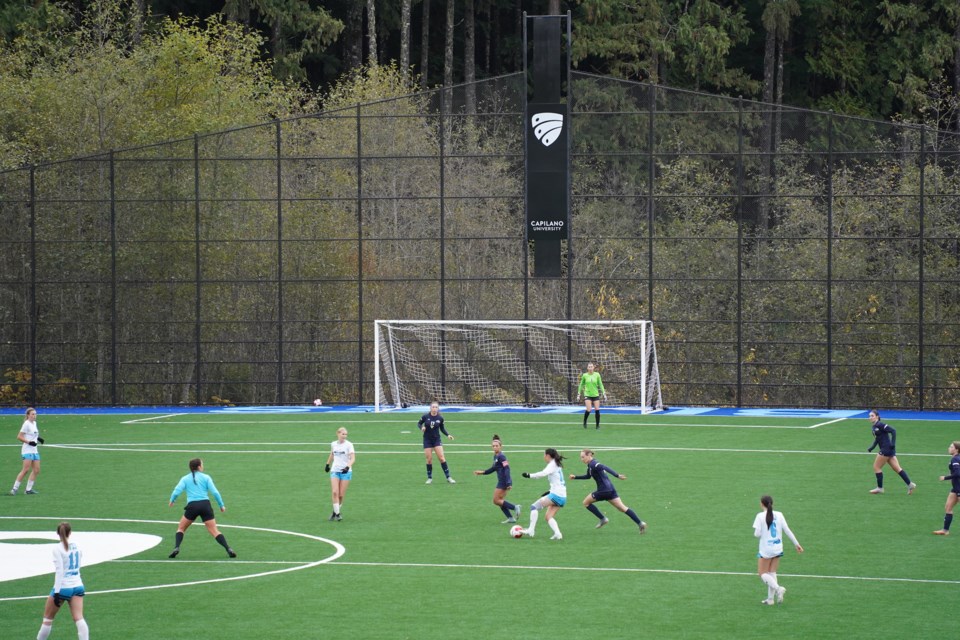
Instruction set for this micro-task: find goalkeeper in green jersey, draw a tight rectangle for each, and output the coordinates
[576,363,607,429]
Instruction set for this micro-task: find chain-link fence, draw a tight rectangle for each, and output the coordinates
[2,72,959,409]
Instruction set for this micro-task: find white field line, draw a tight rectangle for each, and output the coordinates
[120,414,187,424]
[32,442,946,457]
[808,417,847,429]
[327,560,960,586]
[107,418,822,429]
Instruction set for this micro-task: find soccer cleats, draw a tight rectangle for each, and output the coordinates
[7,489,16,496]
[639,521,648,534]
[227,548,237,558]
[775,586,786,604]
[25,489,38,495]
[933,529,950,535]
[446,477,456,484]
[761,599,775,606]
[907,482,917,495]
[869,487,884,494]
[595,518,610,529]
[425,478,433,484]
[168,547,180,558]
[550,533,563,540]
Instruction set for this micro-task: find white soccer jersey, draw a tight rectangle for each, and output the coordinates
[753,510,799,558]
[19,419,39,455]
[330,439,355,472]
[52,542,83,591]
[530,459,567,498]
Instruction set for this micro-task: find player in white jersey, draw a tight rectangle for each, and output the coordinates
[325,427,356,521]
[10,407,43,495]
[752,495,803,606]
[36,522,90,640]
[519,448,567,540]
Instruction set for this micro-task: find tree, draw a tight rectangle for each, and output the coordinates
[400,0,412,82]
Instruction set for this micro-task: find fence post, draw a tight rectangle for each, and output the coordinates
[356,104,364,404]
[735,97,744,408]
[276,120,284,404]
[826,114,834,409]
[29,165,37,405]
[647,83,656,322]
[109,151,117,405]
[439,90,447,397]
[193,134,202,405]
[918,125,926,410]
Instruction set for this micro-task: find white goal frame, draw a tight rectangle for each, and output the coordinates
[374,319,662,413]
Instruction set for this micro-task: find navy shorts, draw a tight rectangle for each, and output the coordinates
[496,482,512,490]
[592,489,619,502]
[423,439,442,449]
[879,449,896,458]
[184,499,215,522]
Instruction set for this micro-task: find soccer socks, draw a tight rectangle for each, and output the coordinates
[333,502,341,515]
[426,463,433,479]
[583,410,590,427]
[76,619,89,640]
[26,480,34,491]
[595,410,601,428]
[36,619,53,640]
[174,531,184,548]
[761,572,780,599]
[624,508,643,526]
[875,472,884,489]
[527,504,541,534]
[500,500,517,518]
[898,469,912,485]
[547,517,562,538]
[215,533,231,551]
[441,461,451,478]
[945,513,954,531]
[586,503,605,520]
[11,481,20,492]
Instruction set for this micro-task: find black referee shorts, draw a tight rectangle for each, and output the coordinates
[184,499,215,522]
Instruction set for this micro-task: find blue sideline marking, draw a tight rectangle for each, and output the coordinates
[2,406,960,421]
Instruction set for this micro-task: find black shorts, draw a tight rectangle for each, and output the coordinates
[592,489,619,502]
[584,396,600,402]
[184,499,215,522]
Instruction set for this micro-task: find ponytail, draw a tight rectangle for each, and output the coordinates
[761,495,774,528]
[189,458,202,484]
[57,521,72,551]
[545,448,565,467]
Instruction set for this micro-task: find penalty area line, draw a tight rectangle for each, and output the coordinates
[328,560,960,585]
[121,414,186,425]
[808,417,847,429]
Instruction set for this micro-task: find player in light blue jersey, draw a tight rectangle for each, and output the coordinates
[520,448,567,540]
[325,427,356,521]
[10,407,44,495]
[752,495,803,606]
[168,458,236,558]
[36,521,90,640]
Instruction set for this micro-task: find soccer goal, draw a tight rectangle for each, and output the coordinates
[374,320,663,413]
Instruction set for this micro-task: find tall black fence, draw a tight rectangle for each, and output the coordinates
[2,72,959,409]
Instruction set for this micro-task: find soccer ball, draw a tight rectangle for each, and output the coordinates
[313,398,323,406]
[510,525,524,538]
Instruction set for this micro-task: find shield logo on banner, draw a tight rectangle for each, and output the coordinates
[531,113,564,147]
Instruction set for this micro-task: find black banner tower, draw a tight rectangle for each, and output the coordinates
[524,13,571,278]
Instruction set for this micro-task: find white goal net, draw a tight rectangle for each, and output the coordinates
[374,320,662,413]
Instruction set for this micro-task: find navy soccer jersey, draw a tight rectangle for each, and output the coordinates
[418,412,449,446]
[869,421,897,454]
[573,459,620,494]
[480,452,512,487]
[947,455,960,493]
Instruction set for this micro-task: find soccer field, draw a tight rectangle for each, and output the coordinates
[1,408,957,639]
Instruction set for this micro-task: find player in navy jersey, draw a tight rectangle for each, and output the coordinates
[36,522,89,640]
[473,434,521,523]
[867,410,916,495]
[933,440,960,535]
[569,449,646,532]
[418,402,455,484]
[168,458,236,558]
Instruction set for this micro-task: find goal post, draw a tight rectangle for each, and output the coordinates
[374,320,663,413]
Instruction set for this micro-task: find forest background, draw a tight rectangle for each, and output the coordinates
[1,0,959,169]
[2,0,960,410]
